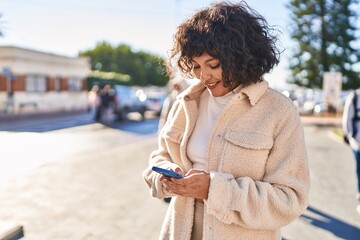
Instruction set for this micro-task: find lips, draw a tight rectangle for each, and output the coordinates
[206,81,220,90]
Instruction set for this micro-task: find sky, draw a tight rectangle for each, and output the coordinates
[0,0,302,89]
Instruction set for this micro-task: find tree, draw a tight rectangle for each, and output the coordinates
[287,0,360,89]
[86,70,133,90]
[80,42,168,87]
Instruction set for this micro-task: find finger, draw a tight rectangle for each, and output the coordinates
[171,175,197,186]
[166,181,189,194]
[163,180,179,194]
[172,185,199,198]
[186,169,203,176]
[160,175,173,181]
[166,180,184,189]
[160,176,171,183]
[170,186,188,196]
[161,179,176,192]
[174,167,184,176]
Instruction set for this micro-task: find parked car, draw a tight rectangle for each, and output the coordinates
[144,92,167,116]
[113,85,147,120]
[313,102,328,114]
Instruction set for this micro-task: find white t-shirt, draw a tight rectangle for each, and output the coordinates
[187,86,241,170]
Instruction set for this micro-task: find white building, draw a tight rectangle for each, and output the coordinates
[0,46,91,115]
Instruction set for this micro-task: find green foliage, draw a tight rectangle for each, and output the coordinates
[86,70,133,90]
[287,0,360,90]
[80,41,168,87]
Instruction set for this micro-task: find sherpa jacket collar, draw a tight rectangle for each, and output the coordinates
[178,80,269,106]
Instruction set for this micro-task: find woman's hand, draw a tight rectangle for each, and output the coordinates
[159,167,184,181]
[161,169,210,200]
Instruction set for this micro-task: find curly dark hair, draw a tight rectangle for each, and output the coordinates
[167,1,281,88]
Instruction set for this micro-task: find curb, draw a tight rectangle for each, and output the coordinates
[0,110,88,122]
[300,116,342,127]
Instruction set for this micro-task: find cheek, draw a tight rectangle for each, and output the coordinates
[214,68,223,80]
[192,69,201,79]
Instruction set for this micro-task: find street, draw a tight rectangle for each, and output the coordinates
[0,113,359,239]
[0,111,159,182]
[283,124,360,240]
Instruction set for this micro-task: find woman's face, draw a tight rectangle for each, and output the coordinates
[191,53,231,97]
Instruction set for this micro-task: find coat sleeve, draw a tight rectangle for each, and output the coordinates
[205,104,310,230]
[142,99,183,199]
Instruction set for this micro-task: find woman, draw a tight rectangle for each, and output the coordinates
[143,2,309,239]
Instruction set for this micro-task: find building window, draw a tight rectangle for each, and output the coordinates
[68,77,82,92]
[25,75,47,92]
[54,76,61,92]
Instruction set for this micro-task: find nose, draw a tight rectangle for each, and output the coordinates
[199,69,210,82]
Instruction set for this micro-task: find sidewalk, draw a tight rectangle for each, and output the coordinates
[283,125,360,240]
[0,114,358,239]
[0,126,167,240]
[300,114,342,127]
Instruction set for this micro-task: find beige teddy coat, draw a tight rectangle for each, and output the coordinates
[143,80,310,240]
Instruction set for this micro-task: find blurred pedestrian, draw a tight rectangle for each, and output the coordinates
[87,85,100,117]
[342,89,360,214]
[158,78,190,134]
[99,84,116,124]
[143,2,310,240]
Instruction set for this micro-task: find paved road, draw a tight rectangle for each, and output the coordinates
[282,125,360,240]
[0,111,159,135]
[0,122,165,240]
[0,116,359,239]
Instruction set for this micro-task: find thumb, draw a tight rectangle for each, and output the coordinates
[174,167,184,176]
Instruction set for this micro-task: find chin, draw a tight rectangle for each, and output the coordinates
[208,89,223,97]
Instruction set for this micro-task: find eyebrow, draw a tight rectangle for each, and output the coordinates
[191,57,218,64]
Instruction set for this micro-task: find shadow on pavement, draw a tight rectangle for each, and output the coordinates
[0,117,95,133]
[300,206,360,240]
[108,118,159,135]
[0,111,160,135]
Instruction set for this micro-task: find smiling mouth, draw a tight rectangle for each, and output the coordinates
[206,81,220,89]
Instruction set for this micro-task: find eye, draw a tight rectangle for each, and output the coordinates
[192,64,200,70]
[210,63,221,69]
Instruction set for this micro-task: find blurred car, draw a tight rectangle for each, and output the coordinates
[313,102,328,114]
[144,93,167,116]
[298,100,316,115]
[113,85,147,120]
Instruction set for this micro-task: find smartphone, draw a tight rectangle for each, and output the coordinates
[152,166,183,179]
